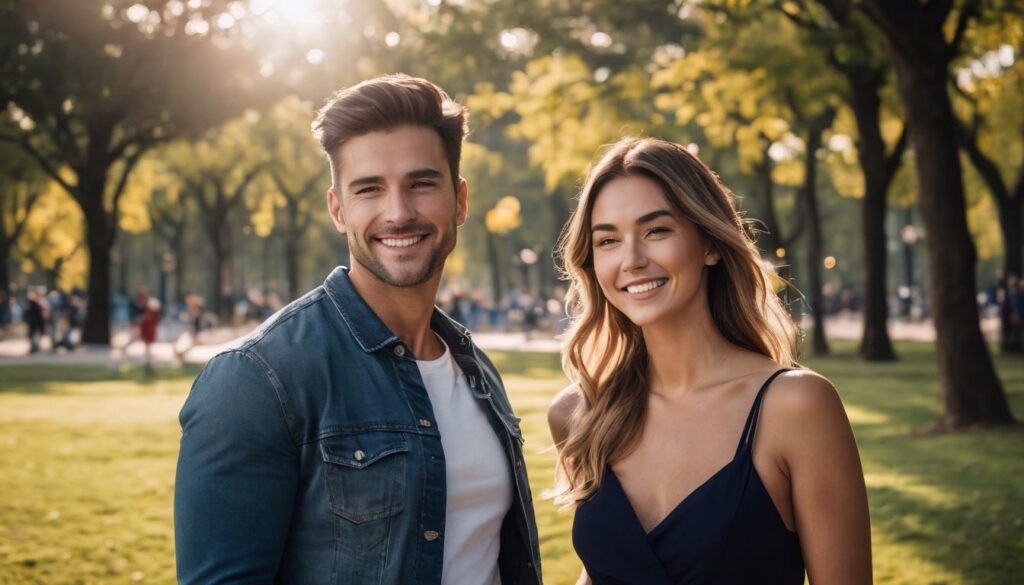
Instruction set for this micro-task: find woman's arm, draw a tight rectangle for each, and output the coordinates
[548,386,592,585]
[772,372,872,584]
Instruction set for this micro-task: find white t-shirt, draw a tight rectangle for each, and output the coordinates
[416,338,512,585]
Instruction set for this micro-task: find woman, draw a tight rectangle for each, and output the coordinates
[548,138,871,584]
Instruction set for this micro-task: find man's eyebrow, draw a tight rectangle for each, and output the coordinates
[348,168,444,191]
[346,169,443,191]
[347,175,383,190]
[407,169,444,180]
[591,209,675,234]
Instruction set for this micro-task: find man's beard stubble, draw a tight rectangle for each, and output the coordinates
[348,221,457,288]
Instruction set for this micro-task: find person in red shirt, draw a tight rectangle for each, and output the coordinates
[140,297,160,375]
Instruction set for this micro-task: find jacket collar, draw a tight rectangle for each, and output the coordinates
[323,266,472,355]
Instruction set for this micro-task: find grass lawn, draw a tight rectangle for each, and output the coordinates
[1,341,1022,584]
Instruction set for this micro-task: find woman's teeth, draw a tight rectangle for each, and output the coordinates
[626,279,667,294]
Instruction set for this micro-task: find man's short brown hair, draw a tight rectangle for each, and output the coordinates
[312,74,468,189]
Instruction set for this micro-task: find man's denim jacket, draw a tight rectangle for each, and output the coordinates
[174,267,543,584]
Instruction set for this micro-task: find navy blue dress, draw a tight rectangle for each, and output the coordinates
[573,369,804,584]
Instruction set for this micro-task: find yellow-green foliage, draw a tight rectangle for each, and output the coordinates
[15,176,88,290]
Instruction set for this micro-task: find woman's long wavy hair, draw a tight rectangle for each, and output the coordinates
[553,137,799,508]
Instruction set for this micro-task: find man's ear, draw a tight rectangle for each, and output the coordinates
[327,186,346,234]
[456,177,469,227]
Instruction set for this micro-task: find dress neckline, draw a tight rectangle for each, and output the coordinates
[608,453,747,537]
[606,368,793,538]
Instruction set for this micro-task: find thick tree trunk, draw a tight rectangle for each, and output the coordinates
[802,126,830,356]
[0,241,11,298]
[285,231,302,302]
[284,199,304,301]
[886,31,1014,427]
[210,235,235,322]
[79,177,113,345]
[173,235,186,304]
[755,156,783,256]
[849,74,898,361]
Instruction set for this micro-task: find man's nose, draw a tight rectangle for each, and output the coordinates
[383,189,416,224]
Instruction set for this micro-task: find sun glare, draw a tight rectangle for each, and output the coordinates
[251,0,323,33]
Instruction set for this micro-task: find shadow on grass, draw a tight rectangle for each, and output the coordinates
[804,341,1024,584]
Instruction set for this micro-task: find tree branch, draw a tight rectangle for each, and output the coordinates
[0,133,76,195]
[105,146,150,249]
[228,165,264,207]
[884,124,909,181]
[948,0,981,60]
[8,186,43,244]
[270,170,296,203]
[954,116,1010,206]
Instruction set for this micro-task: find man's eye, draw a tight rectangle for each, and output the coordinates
[355,186,381,195]
[411,181,436,189]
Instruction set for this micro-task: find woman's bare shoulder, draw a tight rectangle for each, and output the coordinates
[769,368,842,415]
[762,368,853,456]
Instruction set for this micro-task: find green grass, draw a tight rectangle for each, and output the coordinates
[1,343,1022,584]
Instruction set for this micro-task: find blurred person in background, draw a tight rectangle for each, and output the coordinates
[24,287,46,354]
[140,297,161,375]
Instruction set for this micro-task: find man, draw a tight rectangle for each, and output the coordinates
[174,75,542,584]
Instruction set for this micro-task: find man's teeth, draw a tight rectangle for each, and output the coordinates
[380,235,424,247]
[626,279,667,294]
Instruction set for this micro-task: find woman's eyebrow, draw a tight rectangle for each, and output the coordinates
[591,209,674,234]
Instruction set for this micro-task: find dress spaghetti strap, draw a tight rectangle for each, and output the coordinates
[734,368,793,458]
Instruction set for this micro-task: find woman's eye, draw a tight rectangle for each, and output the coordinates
[647,227,671,236]
[596,238,617,247]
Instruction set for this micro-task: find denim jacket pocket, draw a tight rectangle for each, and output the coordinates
[320,432,410,524]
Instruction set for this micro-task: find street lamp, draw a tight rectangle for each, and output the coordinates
[159,251,177,313]
[519,247,539,296]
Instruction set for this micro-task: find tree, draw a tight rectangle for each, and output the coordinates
[0,144,45,295]
[0,1,268,343]
[259,97,329,301]
[771,0,909,361]
[950,23,1024,281]
[652,13,845,353]
[121,154,192,306]
[15,178,87,291]
[164,112,267,319]
[858,0,1015,427]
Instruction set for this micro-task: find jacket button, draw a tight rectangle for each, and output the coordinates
[394,345,406,357]
[419,418,432,428]
[423,530,440,541]
[354,450,365,461]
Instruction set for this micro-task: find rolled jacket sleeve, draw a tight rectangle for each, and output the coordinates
[174,349,298,584]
